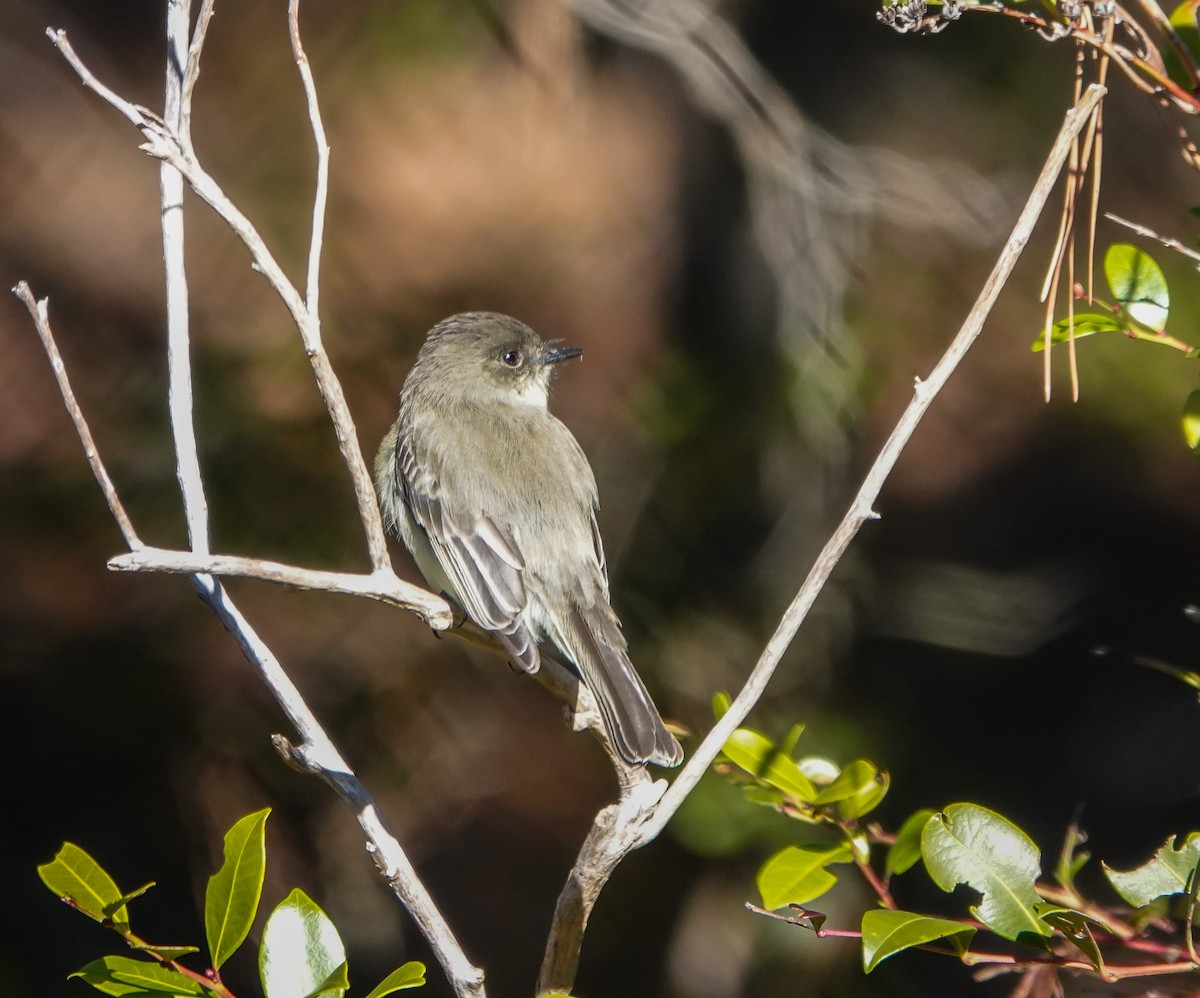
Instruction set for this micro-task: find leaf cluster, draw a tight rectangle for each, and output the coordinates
[38,810,425,998]
[715,699,1200,987]
[1033,242,1200,452]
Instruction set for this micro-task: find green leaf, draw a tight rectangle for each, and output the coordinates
[1030,312,1124,352]
[809,759,889,819]
[104,883,155,921]
[721,729,817,800]
[38,843,131,930]
[1036,904,1105,970]
[70,957,202,996]
[887,809,935,877]
[1105,243,1169,329]
[921,803,1052,940]
[69,961,156,998]
[861,909,975,973]
[362,962,427,997]
[1183,391,1200,453]
[206,808,270,970]
[778,723,806,758]
[308,962,350,998]
[1103,833,1200,907]
[812,759,878,805]
[757,841,854,909]
[260,888,346,998]
[712,691,731,719]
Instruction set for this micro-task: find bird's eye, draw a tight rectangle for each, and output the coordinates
[500,349,522,368]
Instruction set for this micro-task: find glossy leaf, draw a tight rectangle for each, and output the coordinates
[812,759,879,805]
[1183,391,1200,452]
[712,691,732,719]
[757,841,853,910]
[308,962,350,997]
[70,956,202,996]
[921,803,1052,940]
[887,809,935,877]
[362,962,427,997]
[69,960,156,998]
[817,760,889,819]
[721,728,817,800]
[206,808,270,970]
[102,884,155,923]
[38,843,130,930]
[260,888,346,998]
[778,723,806,758]
[1031,312,1124,352]
[861,909,975,972]
[1103,833,1200,907]
[1105,243,1169,329]
[797,756,840,786]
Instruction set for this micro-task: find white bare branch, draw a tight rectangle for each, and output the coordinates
[534,82,1108,996]
[47,23,392,574]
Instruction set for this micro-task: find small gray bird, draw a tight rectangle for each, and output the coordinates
[375,312,684,768]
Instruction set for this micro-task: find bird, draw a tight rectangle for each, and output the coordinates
[374,312,683,768]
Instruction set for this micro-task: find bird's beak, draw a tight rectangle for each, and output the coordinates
[540,345,583,366]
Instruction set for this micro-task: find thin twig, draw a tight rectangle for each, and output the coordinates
[1105,211,1200,265]
[108,547,454,623]
[952,5,1200,114]
[48,25,392,575]
[181,0,216,134]
[163,0,207,556]
[636,83,1109,846]
[11,285,142,549]
[43,12,487,997]
[47,29,155,127]
[1131,0,1200,83]
[288,0,328,319]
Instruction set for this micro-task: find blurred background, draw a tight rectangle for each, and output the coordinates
[5,0,1200,995]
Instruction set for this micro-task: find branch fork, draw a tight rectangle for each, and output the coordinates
[20,4,1107,996]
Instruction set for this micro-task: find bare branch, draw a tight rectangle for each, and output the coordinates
[36,9,487,995]
[163,0,207,556]
[181,0,216,130]
[288,0,329,317]
[48,24,392,574]
[11,284,142,550]
[537,771,665,995]
[108,546,454,624]
[635,83,1110,845]
[1106,211,1200,266]
[47,29,159,128]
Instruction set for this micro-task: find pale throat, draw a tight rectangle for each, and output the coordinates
[512,375,550,409]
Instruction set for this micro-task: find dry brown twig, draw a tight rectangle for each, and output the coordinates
[16,1,1106,996]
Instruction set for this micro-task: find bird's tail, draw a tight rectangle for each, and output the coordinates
[554,604,683,768]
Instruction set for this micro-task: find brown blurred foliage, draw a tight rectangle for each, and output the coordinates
[6,1,1200,996]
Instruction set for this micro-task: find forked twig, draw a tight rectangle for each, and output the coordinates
[633,83,1107,849]
[11,284,141,549]
[25,3,1112,996]
[47,24,392,574]
[535,82,1109,997]
[32,6,486,996]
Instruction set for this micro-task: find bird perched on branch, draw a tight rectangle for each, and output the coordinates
[375,312,683,768]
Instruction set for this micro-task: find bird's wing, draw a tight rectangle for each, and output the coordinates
[396,423,539,672]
